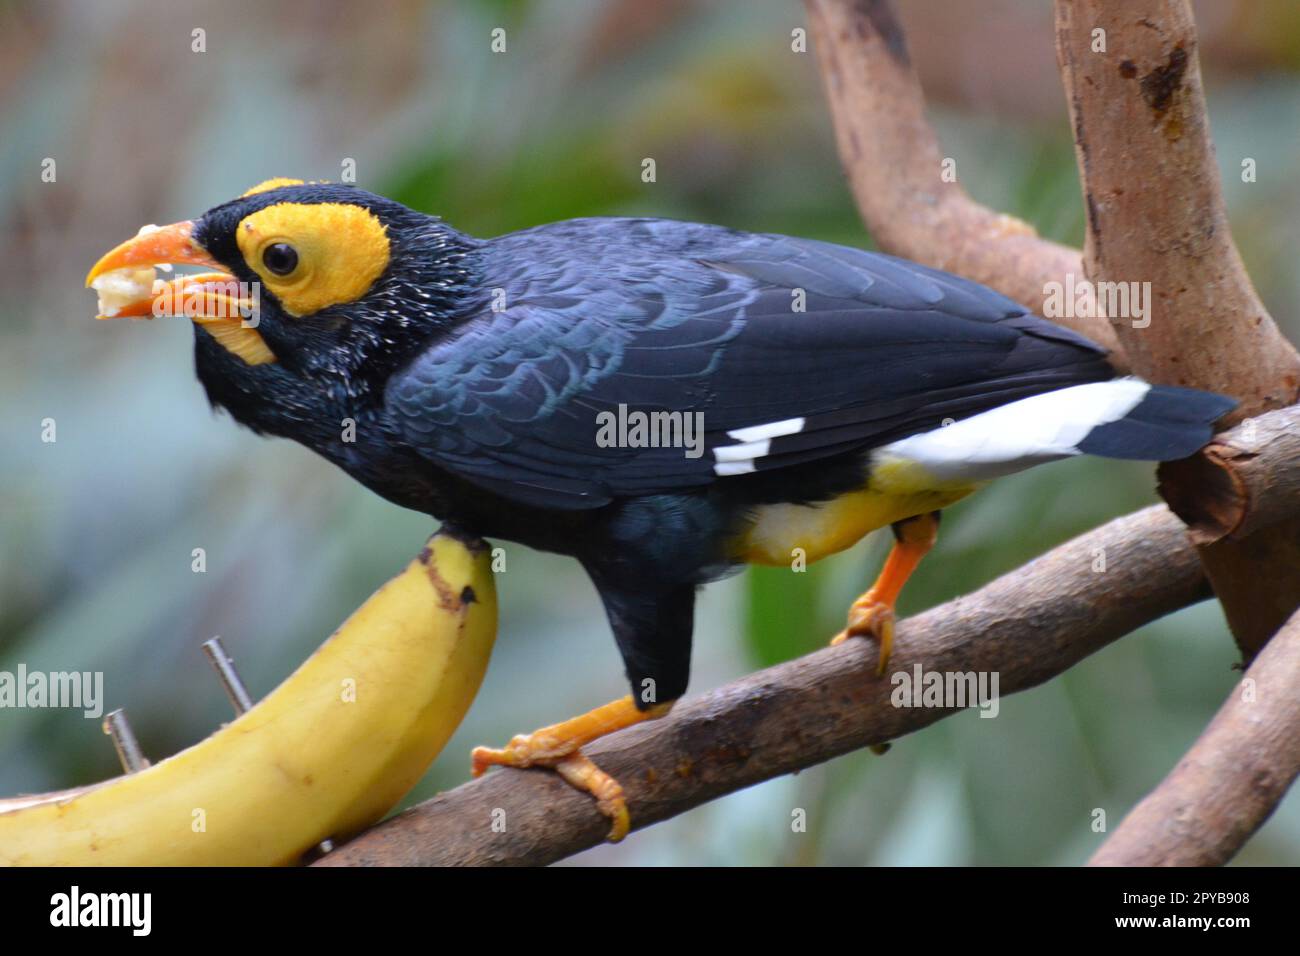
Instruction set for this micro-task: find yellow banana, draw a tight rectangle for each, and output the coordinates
[0,529,496,866]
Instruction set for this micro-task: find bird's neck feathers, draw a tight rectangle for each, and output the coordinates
[193,331,351,449]
[194,221,481,440]
[272,221,482,394]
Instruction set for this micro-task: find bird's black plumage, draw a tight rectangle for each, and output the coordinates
[174,184,1230,709]
[387,217,1115,509]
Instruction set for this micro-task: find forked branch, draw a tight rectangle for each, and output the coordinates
[802,0,1125,361]
[1055,0,1300,659]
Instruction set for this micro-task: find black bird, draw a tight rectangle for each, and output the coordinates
[87,180,1234,838]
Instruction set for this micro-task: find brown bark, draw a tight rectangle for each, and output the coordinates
[1055,0,1299,410]
[802,0,1126,363]
[1089,605,1300,866]
[1055,0,1300,658]
[319,506,1209,866]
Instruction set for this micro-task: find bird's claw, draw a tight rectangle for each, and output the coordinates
[554,752,631,841]
[471,733,558,775]
[471,734,630,842]
[831,596,895,675]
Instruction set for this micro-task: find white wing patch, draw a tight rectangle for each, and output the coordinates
[727,417,806,443]
[712,417,806,476]
[715,439,772,463]
[877,379,1151,482]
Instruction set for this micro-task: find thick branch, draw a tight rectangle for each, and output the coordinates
[319,506,1208,866]
[803,0,1125,361]
[1089,606,1300,866]
[1055,0,1300,412]
[1056,0,1300,657]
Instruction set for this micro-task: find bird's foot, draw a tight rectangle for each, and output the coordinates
[471,695,672,842]
[829,512,940,675]
[830,592,895,675]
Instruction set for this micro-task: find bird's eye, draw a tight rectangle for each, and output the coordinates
[262,242,299,276]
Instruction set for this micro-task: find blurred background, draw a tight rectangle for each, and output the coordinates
[2,0,1298,865]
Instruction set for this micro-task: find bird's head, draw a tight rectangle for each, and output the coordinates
[86,179,479,412]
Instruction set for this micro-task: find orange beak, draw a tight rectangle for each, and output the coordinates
[85,220,215,288]
[86,220,276,365]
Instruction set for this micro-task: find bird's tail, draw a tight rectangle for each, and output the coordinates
[876,378,1236,484]
[1075,381,1236,461]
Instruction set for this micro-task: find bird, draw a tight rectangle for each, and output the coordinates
[86,179,1235,840]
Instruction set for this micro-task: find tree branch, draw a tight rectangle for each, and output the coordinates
[802,0,1126,362]
[1158,404,1300,547]
[1055,0,1300,659]
[805,0,1300,657]
[1055,0,1300,412]
[1089,605,1300,866]
[319,505,1209,866]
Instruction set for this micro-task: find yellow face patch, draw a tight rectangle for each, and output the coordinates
[235,202,391,317]
[242,177,306,196]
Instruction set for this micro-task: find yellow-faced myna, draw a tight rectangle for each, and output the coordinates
[87,180,1234,838]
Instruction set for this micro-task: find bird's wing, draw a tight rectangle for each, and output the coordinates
[386,219,1112,509]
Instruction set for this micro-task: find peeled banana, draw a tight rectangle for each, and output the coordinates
[0,529,496,866]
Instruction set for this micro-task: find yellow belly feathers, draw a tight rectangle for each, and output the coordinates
[733,455,979,566]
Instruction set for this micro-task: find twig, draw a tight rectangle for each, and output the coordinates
[1089,605,1300,866]
[318,505,1209,866]
[802,0,1125,362]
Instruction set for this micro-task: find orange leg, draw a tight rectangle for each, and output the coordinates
[831,511,940,675]
[471,695,673,841]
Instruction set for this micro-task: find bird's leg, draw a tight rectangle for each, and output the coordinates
[471,695,673,841]
[832,510,940,674]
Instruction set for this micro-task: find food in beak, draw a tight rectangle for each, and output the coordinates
[90,265,158,318]
[89,224,170,318]
[87,221,277,365]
